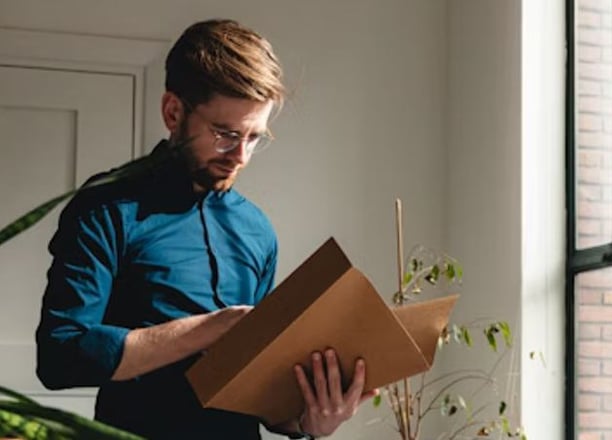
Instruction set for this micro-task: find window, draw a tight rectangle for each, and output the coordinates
[567,0,612,439]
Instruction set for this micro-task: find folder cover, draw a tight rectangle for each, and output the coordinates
[186,237,458,425]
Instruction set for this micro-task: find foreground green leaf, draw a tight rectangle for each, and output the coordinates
[0,386,39,406]
[0,192,75,246]
[0,401,144,440]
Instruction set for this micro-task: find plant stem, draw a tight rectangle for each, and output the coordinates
[421,369,492,390]
[402,377,411,439]
[419,375,494,421]
[394,383,409,439]
[386,385,405,439]
[413,372,426,440]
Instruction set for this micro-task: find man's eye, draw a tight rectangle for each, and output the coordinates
[220,131,238,140]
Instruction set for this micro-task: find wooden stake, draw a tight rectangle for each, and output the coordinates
[395,199,412,439]
[395,198,404,299]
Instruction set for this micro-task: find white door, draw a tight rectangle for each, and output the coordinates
[0,64,134,417]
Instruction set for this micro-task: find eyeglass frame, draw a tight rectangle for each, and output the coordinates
[179,97,274,155]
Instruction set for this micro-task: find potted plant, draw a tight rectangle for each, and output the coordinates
[376,200,526,440]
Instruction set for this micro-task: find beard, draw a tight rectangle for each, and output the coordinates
[191,166,237,192]
[174,118,238,193]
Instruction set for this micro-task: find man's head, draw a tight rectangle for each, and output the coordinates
[162,19,285,192]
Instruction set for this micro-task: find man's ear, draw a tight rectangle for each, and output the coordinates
[161,92,185,134]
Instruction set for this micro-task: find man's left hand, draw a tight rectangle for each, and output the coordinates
[294,349,379,437]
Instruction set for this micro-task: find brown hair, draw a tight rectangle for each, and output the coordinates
[165,19,285,107]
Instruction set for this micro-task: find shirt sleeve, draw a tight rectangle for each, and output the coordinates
[36,195,129,390]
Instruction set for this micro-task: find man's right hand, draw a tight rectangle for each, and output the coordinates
[112,305,253,381]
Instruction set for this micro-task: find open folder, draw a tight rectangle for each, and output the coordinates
[186,238,458,425]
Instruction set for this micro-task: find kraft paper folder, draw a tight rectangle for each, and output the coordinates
[186,237,458,425]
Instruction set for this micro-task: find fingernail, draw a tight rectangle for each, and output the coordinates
[313,352,321,361]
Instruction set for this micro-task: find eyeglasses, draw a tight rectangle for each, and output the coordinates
[180,98,274,155]
[207,125,273,155]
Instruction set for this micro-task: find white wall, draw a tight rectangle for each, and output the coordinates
[0,1,448,439]
[442,0,524,436]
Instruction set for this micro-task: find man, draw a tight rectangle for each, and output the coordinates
[36,19,376,439]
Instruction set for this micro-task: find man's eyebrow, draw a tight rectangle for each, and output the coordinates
[210,122,233,131]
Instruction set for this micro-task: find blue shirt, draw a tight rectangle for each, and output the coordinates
[36,140,278,438]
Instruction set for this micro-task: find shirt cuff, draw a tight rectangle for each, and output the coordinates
[78,324,130,379]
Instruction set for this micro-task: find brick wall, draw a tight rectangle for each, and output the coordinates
[577,1,612,439]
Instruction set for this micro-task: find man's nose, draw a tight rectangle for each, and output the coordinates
[226,139,251,164]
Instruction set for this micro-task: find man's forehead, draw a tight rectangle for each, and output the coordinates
[197,96,273,128]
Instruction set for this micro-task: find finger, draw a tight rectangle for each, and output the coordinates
[294,364,318,410]
[311,352,331,413]
[344,358,367,405]
[324,349,344,409]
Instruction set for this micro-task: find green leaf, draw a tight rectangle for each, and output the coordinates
[485,328,497,352]
[440,394,451,416]
[498,321,512,347]
[500,416,510,434]
[445,263,456,280]
[425,264,440,285]
[0,401,145,440]
[499,400,507,415]
[373,394,382,407]
[402,272,413,286]
[456,264,463,280]
[411,258,419,272]
[0,386,39,405]
[0,192,75,246]
[0,408,58,440]
[461,326,473,347]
